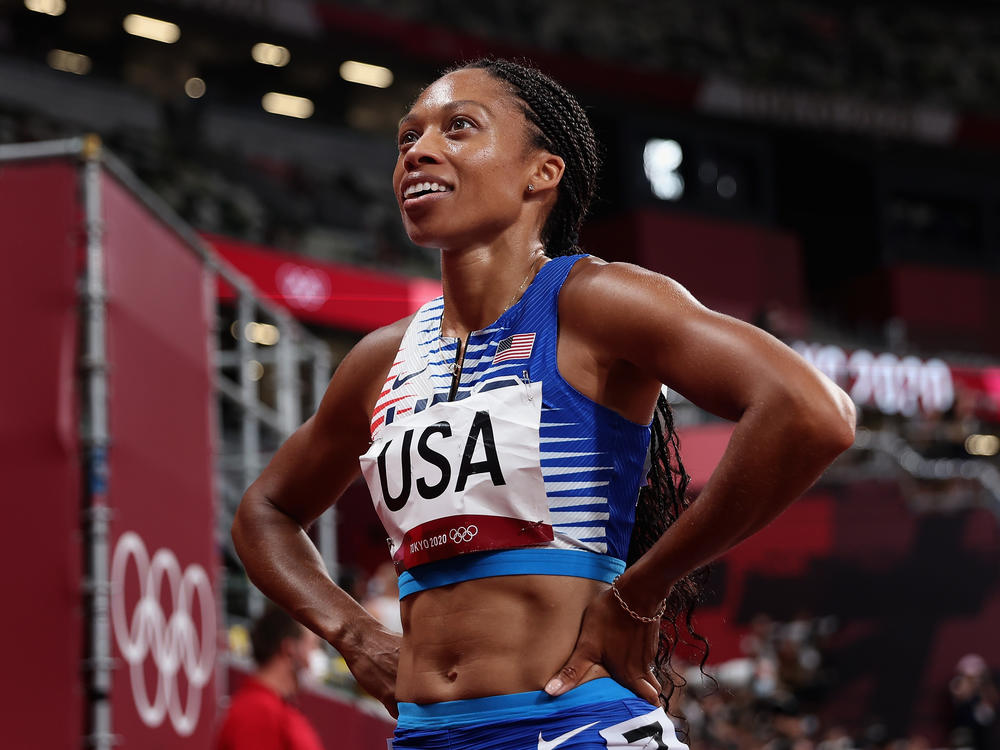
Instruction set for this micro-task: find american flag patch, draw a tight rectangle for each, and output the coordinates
[493,333,536,364]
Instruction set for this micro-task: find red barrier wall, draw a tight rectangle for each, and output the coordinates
[845,265,1000,355]
[0,161,85,749]
[207,234,441,333]
[102,171,219,748]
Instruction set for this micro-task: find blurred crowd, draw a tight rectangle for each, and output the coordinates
[342,0,1000,113]
[672,614,997,750]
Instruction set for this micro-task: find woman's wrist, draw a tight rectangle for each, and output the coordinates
[611,576,665,622]
[299,593,373,652]
[610,568,671,619]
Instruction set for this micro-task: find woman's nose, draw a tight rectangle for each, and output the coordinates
[403,133,444,170]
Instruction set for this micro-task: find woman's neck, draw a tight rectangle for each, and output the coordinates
[439,236,547,339]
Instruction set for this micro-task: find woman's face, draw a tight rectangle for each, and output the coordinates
[393,68,540,249]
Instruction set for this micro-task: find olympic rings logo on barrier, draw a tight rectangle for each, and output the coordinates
[449,525,479,544]
[276,263,331,311]
[110,531,216,737]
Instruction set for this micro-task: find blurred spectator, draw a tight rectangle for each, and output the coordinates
[948,653,998,750]
[216,604,324,750]
[362,560,403,634]
[816,726,853,750]
[682,613,840,750]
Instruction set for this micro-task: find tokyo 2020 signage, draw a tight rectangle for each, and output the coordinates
[110,531,216,737]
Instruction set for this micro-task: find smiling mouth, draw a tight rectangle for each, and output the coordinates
[402,181,453,201]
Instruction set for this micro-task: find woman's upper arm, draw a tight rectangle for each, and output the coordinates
[564,260,855,434]
[243,318,408,527]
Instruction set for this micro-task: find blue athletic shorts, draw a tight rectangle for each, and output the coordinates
[390,678,688,750]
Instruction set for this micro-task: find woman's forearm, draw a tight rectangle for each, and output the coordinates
[232,491,376,649]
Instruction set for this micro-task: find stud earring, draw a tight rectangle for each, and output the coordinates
[527,184,535,192]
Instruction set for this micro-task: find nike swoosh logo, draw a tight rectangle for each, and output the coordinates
[537,721,598,750]
[391,365,428,390]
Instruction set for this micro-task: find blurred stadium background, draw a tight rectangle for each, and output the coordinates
[1,1,998,748]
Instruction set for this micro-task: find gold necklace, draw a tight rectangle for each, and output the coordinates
[502,252,545,315]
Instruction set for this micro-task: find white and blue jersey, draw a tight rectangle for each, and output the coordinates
[360,255,652,598]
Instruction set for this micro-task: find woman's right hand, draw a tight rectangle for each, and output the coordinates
[338,619,402,717]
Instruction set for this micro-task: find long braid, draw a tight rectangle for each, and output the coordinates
[456,58,710,708]
[629,393,711,709]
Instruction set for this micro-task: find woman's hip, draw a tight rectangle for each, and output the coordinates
[391,678,687,750]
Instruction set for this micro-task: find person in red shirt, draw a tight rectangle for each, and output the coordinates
[216,604,324,750]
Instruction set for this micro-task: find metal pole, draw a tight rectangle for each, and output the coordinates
[79,136,116,750]
[310,343,330,413]
[0,136,84,161]
[274,312,300,436]
[237,292,260,493]
[205,271,231,736]
[311,344,339,583]
[237,291,265,618]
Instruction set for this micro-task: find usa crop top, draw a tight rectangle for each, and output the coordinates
[359,255,652,599]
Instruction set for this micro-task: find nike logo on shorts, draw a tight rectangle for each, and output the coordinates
[392,365,428,390]
[537,721,598,750]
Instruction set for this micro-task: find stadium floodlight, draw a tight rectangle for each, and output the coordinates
[25,0,65,16]
[643,138,684,201]
[47,49,91,75]
[339,60,393,88]
[123,14,181,44]
[184,77,206,99]
[252,43,291,67]
[244,322,280,346]
[966,434,1000,457]
[246,360,264,382]
[262,92,314,119]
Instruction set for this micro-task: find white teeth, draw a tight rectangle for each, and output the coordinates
[404,181,451,197]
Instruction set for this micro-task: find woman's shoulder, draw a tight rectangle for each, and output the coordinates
[346,315,414,380]
[560,255,696,322]
[564,253,679,285]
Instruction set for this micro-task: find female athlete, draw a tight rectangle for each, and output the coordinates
[232,59,856,749]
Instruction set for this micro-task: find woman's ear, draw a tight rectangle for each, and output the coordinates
[528,153,565,195]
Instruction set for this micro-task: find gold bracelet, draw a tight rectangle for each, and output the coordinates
[610,576,666,623]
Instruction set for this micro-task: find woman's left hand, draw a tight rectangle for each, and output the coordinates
[544,585,663,706]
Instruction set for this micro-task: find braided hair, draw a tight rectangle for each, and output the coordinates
[453,57,710,706]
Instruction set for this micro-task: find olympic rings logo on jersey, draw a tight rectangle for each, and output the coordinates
[449,525,479,543]
[110,531,216,737]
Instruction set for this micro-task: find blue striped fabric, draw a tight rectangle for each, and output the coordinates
[396,548,627,598]
[370,255,652,592]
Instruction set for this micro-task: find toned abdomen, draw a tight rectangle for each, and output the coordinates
[395,574,610,703]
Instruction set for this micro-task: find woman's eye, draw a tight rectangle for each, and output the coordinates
[450,117,474,131]
[398,131,418,147]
